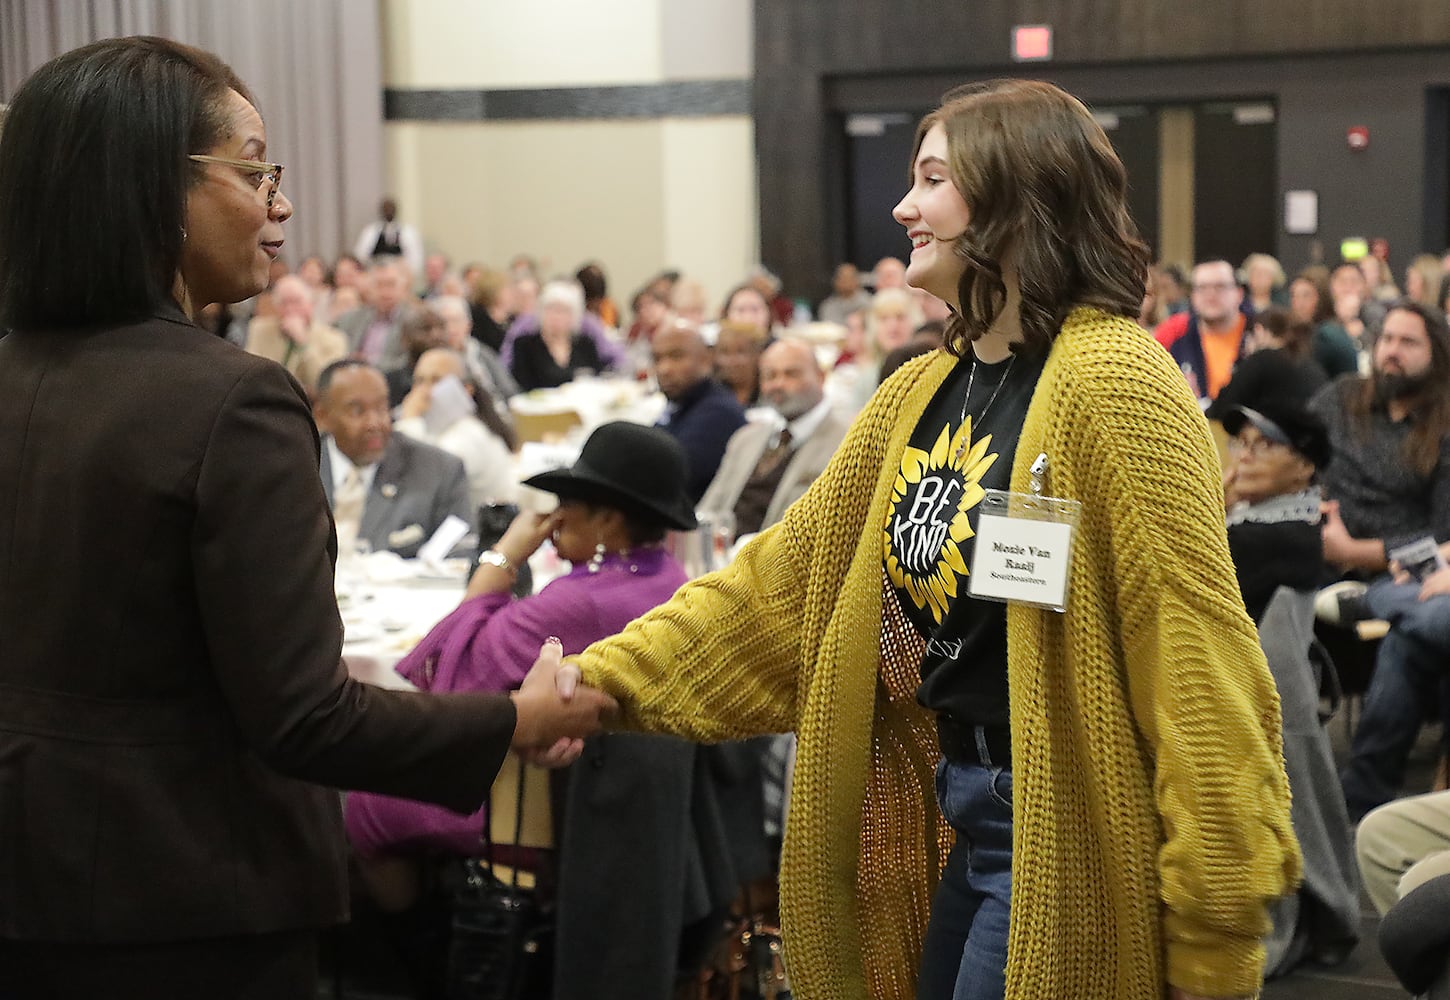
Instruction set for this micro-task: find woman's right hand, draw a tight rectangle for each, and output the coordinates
[509,639,616,759]
[496,510,563,567]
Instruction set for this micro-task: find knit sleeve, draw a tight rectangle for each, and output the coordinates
[571,431,846,736]
[571,469,819,742]
[1075,345,1301,997]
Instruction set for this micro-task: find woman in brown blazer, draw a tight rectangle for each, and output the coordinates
[0,37,613,999]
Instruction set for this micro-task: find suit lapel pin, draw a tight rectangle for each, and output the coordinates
[381,483,398,499]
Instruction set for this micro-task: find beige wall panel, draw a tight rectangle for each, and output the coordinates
[1158,107,1195,270]
[660,116,759,310]
[386,120,669,308]
[661,0,752,81]
[383,0,664,89]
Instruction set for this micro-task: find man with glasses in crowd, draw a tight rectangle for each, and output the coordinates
[1154,258,1250,407]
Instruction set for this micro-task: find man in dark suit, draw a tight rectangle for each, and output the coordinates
[652,322,747,502]
[313,360,473,557]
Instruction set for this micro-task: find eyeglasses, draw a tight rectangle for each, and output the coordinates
[1191,281,1238,293]
[1227,436,1289,458]
[188,154,284,209]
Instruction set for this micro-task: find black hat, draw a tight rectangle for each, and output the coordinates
[522,421,698,531]
[1222,403,1332,470]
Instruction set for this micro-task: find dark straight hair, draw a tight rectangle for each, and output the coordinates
[0,36,251,330]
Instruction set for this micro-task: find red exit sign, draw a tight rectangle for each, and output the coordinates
[1012,25,1053,62]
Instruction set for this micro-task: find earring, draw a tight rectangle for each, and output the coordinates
[587,540,607,574]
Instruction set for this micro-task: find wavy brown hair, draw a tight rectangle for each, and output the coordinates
[911,80,1150,356]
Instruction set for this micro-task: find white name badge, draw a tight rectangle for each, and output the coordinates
[967,489,1081,613]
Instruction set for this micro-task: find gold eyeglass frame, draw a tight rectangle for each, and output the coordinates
[188,154,284,209]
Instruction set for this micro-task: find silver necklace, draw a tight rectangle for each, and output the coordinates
[956,353,1016,455]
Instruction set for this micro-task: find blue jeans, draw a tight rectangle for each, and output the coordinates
[1341,579,1450,819]
[917,752,1013,1000]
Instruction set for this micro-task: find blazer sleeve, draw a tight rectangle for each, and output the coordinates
[191,361,515,813]
[1075,354,1300,997]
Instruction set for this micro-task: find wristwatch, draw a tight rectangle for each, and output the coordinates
[477,549,517,581]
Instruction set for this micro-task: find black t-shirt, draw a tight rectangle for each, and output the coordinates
[885,347,1046,727]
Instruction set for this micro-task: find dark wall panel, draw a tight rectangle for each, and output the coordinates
[1193,105,1276,266]
[757,0,1450,299]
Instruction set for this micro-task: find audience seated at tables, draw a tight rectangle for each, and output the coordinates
[1329,260,1388,359]
[652,321,747,502]
[871,254,906,291]
[1205,306,1328,423]
[244,274,347,396]
[337,260,417,373]
[1154,258,1250,406]
[431,293,519,403]
[1404,253,1444,311]
[1287,268,1361,379]
[466,267,512,353]
[384,308,450,409]
[576,261,619,330]
[670,277,710,327]
[502,279,626,375]
[346,423,765,1000]
[418,252,450,300]
[700,337,848,542]
[508,279,609,391]
[313,359,471,559]
[1307,302,1450,821]
[720,281,775,334]
[817,262,874,326]
[1220,402,1360,974]
[394,347,517,510]
[713,319,767,409]
[836,287,923,413]
[1242,252,1289,316]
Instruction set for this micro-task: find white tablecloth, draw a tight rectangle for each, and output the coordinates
[340,580,463,687]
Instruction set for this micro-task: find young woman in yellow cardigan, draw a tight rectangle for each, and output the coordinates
[541,80,1300,1000]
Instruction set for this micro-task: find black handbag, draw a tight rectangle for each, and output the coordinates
[446,758,554,1000]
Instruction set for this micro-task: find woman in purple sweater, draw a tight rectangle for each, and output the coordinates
[345,421,696,894]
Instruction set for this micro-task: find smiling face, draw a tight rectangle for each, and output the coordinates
[892,124,971,307]
[179,89,292,308]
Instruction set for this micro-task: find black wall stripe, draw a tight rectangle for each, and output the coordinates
[384,79,750,121]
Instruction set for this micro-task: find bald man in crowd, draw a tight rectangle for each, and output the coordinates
[652,322,747,502]
[395,347,516,509]
[313,359,471,558]
[244,275,348,395]
[700,337,849,538]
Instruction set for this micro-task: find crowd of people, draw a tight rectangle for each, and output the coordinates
[10,33,1450,1000]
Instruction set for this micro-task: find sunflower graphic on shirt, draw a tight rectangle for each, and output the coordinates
[884,417,999,624]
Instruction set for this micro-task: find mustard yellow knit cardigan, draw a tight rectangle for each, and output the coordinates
[574,307,1301,1000]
